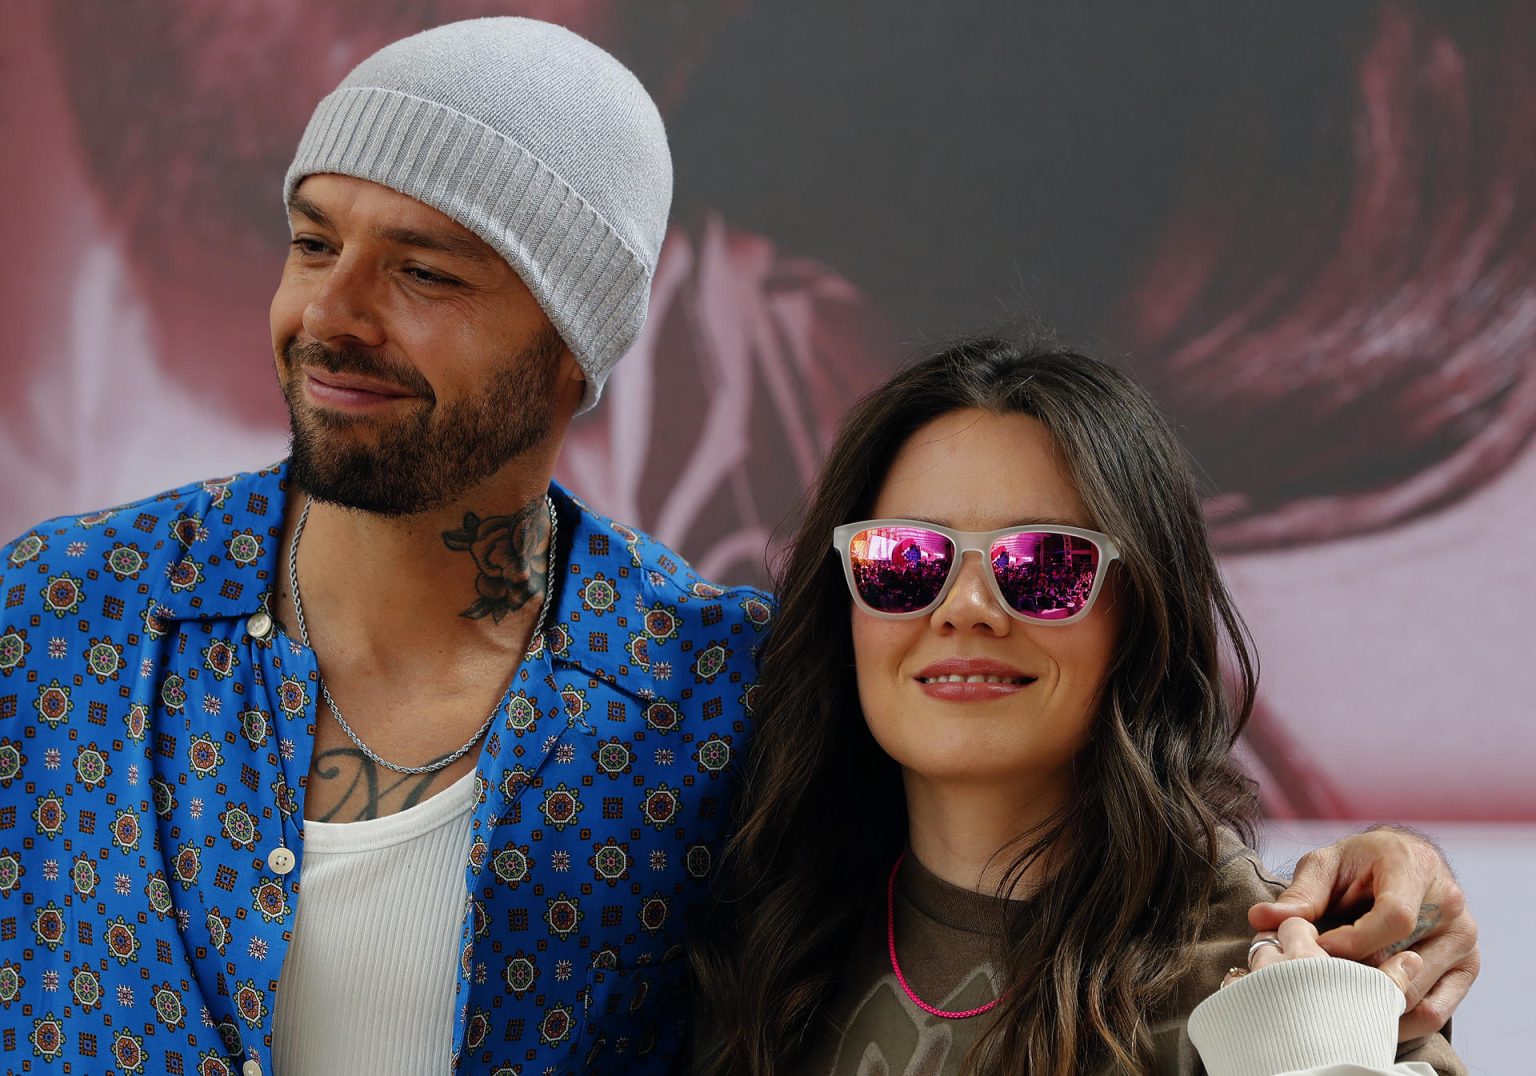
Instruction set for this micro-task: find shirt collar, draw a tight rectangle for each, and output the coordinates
[147,463,602,633]
[145,462,292,624]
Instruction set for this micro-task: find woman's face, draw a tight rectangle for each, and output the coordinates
[853,408,1122,797]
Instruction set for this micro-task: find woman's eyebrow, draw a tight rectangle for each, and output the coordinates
[1006,516,1083,528]
[892,514,1085,529]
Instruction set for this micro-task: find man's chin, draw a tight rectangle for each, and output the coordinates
[286,428,442,517]
[301,491,436,518]
[289,462,442,518]
[298,407,385,434]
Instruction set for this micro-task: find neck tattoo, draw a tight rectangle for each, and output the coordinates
[887,851,1007,1020]
[287,493,558,776]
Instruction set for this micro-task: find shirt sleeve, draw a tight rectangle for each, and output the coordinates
[1186,958,1433,1076]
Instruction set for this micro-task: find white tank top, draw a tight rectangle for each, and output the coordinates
[272,771,476,1076]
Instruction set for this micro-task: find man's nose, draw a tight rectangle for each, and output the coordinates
[302,256,386,348]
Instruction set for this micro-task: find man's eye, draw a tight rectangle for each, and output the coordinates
[405,266,458,286]
[289,238,330,256]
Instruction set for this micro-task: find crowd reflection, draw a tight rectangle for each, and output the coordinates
[848,529,1099,617]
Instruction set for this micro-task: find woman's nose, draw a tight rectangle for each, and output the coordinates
[931,551,1011,634]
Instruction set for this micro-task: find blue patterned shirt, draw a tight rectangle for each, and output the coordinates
[0,463,771,1075]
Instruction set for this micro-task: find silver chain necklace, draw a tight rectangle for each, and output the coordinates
[286,494,557,775]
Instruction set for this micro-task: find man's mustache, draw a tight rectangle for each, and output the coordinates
[283,338,435,402]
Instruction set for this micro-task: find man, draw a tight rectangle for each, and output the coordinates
[0,18,1477,1076]
[6,0,890,586]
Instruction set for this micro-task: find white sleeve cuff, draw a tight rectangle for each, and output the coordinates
[1271,1066,1437,1076]
[1187,958,1406,1076]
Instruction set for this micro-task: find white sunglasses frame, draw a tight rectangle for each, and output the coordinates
[831,518,1122,625]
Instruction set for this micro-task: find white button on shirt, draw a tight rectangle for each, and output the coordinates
[267,846,295,875]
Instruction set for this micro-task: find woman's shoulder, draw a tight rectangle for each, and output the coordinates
[1130,833,1281,1072]
[1188,829,1289,986]
[1209,827,1288,919]
[1134,829,1288,1069]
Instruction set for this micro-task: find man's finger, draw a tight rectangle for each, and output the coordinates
[1399,955,1479,1042]
[1315,899,1428,960]
[1376,922,1480,999]
[1248,846,1342,930]
[1313,860,1431,959]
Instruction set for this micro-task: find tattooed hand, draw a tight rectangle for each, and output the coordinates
[441,498,550,623]
[1249,825,1480,1041]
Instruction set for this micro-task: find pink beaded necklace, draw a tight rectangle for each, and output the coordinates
[886,851,1006,1020]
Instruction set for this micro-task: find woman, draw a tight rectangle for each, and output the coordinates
[692,335,1461,1074]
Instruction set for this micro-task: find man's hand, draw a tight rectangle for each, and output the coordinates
[1248,825,1480,1042]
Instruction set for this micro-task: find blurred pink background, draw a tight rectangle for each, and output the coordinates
[5,3,1532,1061]
[3,0,1532,824]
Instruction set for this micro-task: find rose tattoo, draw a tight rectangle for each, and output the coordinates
[441,499,549,623]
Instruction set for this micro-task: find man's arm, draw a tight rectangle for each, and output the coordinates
[1248,825,1480,1042]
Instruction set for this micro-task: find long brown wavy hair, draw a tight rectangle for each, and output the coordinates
[691,333,1260,1074]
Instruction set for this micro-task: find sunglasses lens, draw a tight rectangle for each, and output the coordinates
[846,526,956,614]
[989,532,1102,620]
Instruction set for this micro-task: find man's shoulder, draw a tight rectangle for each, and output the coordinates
[557,485,774,617]
[1,465,287,621]
[552,487,774,709]
[5,467,285,553]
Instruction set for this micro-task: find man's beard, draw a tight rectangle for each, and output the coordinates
[280,331,567,516]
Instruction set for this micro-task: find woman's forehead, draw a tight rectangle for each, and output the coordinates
[874,409,1090,528]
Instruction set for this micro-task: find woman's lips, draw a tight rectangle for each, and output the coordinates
[915,658,1037,702]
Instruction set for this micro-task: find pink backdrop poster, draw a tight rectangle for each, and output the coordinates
[2,5,1533,1058]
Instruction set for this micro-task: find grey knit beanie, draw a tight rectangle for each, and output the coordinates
[285,18,672,412]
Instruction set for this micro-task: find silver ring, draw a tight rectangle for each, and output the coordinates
[1247,937,1283,966]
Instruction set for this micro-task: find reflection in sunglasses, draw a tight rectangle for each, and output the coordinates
[848,526,1102,619]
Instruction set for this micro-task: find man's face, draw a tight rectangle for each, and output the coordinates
[269,174,583,515]
[42,2,745,428]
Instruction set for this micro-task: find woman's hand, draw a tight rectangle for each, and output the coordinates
[1223,916,1423,997]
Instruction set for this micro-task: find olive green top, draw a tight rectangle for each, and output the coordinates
[785,833,1462,1075]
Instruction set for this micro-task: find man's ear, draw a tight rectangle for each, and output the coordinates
[555,349,587,413]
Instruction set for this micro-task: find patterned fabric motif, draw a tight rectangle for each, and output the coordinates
[0,463,770,1074]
